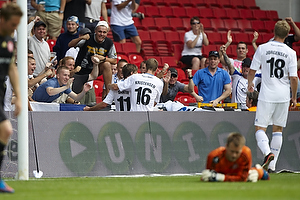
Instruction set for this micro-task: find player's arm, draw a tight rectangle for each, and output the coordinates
[220,30,233,66]
[84,101,108,111]
[201,151,225,182]
[290,76,298,109]
[68,83,91,101]
[247,69,256,92]
[101,1,108,22]
[8,60,21,116]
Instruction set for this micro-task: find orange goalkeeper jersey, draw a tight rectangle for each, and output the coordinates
[206,146,252,182]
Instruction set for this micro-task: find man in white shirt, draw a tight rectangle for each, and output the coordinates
[28,21,51,76]
[110,0,142,53]
[248,20,298,173]
[109,58,163,111]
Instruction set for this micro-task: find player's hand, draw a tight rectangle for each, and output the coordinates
[285,17,293,24]
[163,70,171,83]
[82,34,90,41]
[247,169,259,182]
[201,170,225,182]
[247,82,255,92]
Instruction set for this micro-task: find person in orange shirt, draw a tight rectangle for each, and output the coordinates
[201,132,269,182]
[246,91,259,112]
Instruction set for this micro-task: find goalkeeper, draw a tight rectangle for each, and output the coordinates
[201,132,269,182]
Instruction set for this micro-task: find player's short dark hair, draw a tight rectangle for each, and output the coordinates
[0,3,23,21]
[246,91,259,106]
[118,59,128,64]
[140,60,146,68]
[122,64,138,79]
[226,132,245,147]
[145,58,158,72]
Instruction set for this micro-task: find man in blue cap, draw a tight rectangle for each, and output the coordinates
[188,50,232,107]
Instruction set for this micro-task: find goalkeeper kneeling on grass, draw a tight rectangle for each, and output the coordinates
[201,132,269,182]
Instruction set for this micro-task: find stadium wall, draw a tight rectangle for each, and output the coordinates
[2,111,300,178]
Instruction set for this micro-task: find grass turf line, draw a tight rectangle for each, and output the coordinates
[2,174,300,200]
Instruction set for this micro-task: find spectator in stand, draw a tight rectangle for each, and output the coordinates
[32,66,92,103]
[28,56,53,100]
[53,16,80,63]
[28,21,51,76]
[30,0,66,40]
[139,60,146,73]
[246,91,259,112]
[59,56,81,77]
[180,16,209,70]
[201,132,269,182]
[84,63,138,111]
[69,21,117,97]
[85,0,108,34]
[65,27,91,59]
[110,0,142,53]
[111,63,117,75]
[221,30,248,73]
[63,0,91,32]
[220,46,261,109]
[188,51,231,107]
[160,68,201,103]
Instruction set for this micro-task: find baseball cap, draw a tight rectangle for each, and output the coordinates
[95,21,109,30]
[169,68,178,77]
[67,16,79,24]
[209,51,220,58]
[34,21,46,29]
[79,27,91,35]
[242,58,252,67]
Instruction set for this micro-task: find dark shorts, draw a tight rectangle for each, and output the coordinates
[111,24,139,41]
[72,74,89,94]
[180,55,205,67]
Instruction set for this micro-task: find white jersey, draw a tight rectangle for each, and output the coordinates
[231,70,261,109]
[117,73,163,111]
[181,30,206,56]
[110,0,134,26]
[103,78,131,111]
[251,40,297,102]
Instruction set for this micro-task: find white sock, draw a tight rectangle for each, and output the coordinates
[269,132,283,171]
[255,129,271,156]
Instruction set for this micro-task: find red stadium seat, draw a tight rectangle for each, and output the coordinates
[150,31,166,42]
[171,7,189,18]
[264,20,276,33]
[165,31,182,44]
[227,9,243,20]
[185,7,200,18]
[142,41,157,56]
[155,41,173,56]
[242,0,260,10]
[251,20,269,33]
[232,33,251,45]
[144,6,162,18]
[117,54,129,62]
[206,0,222,8]
[121,43,137,55]
[154,17,173,31]
[237,20,255,33]
[158,6,175,18]
[252,10,271,21]
[211,19,227,32]
[47,39,56,52]
[176,95,196,106]
[267,10,280,21]
[170,18,187,32]
[138,30,151,41]
[199,8,215,19]
[209,32,224,45]
[129,54,144,67]
[176,68,187,82]
[160,56,178,67]
[223,19,242,33]
[239,9,256,20]
[213,8,230,19]
[93,80,104,103]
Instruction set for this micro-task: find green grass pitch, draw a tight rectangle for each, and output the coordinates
[2,173,300,200]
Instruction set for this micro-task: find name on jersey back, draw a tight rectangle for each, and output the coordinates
[135,81,156,89]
